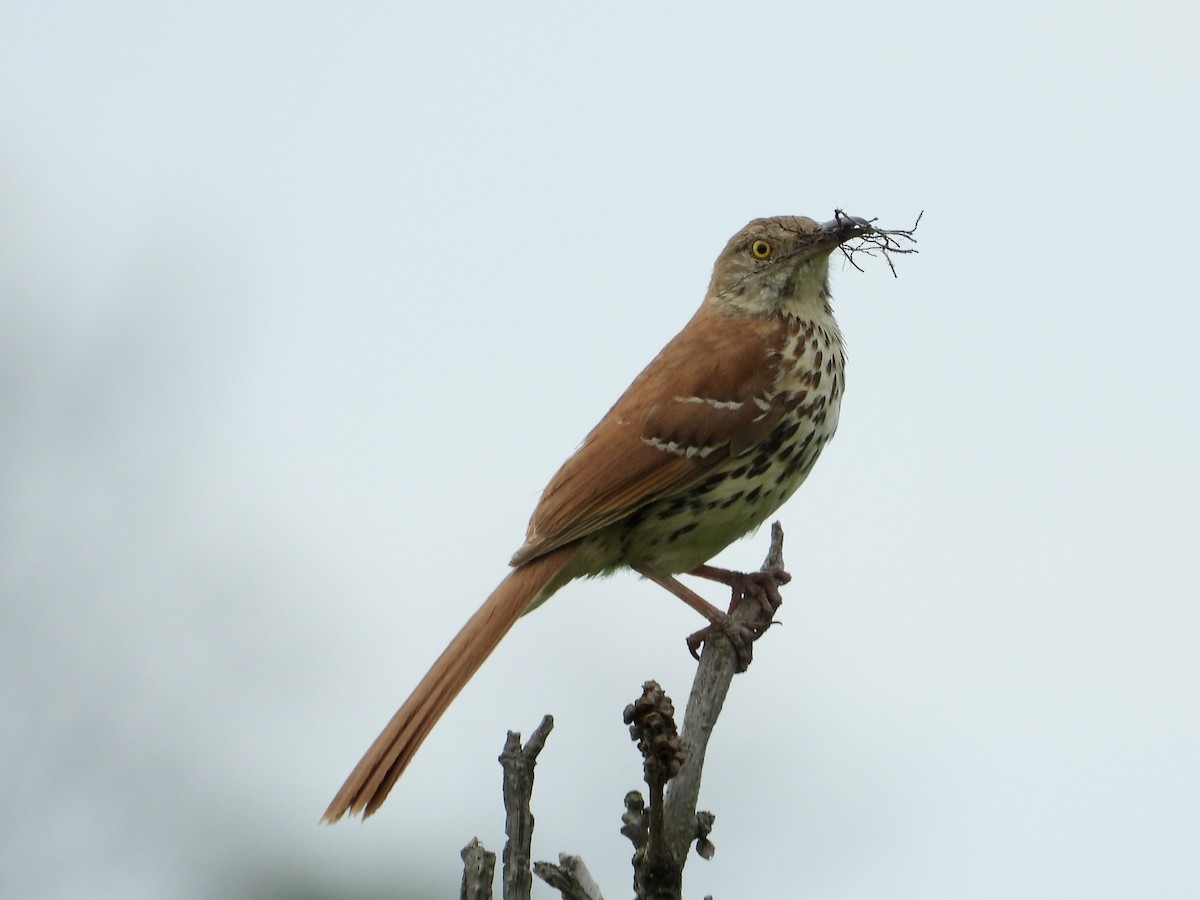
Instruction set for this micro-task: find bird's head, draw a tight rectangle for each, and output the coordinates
[706,214,873,318]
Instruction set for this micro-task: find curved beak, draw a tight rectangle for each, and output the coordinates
[793,211,874,262]
[819,211,874,242]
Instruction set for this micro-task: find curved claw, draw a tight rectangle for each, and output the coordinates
[685,615,762,672]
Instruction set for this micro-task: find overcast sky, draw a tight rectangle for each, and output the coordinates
[3,3,1199,899]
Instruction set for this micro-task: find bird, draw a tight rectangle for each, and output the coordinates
[323,212,871,822]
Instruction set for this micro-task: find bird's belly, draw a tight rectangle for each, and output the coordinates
[595,401,841,574]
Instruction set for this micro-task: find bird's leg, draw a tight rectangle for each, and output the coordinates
[634,565,761,672]
[688,563,791,620]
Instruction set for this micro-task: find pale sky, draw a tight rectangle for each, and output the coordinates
[3,3,1199,898]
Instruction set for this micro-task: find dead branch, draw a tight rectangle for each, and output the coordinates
[499,715,554,900]
[625,523,791,898]
[469,524,793,900]
[461,838,497,900]
[661,522,788,867]
[533,854,606,900]
[624,681,687,899]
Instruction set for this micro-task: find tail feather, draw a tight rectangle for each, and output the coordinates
[322,545,577,822]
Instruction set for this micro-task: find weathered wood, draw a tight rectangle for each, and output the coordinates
[499,715,554,900]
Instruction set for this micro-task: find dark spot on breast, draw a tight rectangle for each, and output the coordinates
[626,507,650,529]
[747,453,772,478]
[786,444,821,478]
[759,430,783,456]
[668,522,699,542]
[656,497,690,520]
[719,491,744,509]
[759,418,799,457]
[727,464,748,480]
[745,486,763,504]
[694,471,729,495]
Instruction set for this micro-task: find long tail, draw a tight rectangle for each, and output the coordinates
[322,545,577,822]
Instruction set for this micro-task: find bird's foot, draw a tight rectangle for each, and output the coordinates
[689,564,791,620]
[685,612,771,673]
[682,565,790,670]
[633,562,790,672]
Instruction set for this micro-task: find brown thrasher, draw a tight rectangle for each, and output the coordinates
[324,212,870,822]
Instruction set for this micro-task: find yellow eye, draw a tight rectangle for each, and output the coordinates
[750,239,772,259]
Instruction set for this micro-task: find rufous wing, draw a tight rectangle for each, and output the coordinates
[511,308,788,565]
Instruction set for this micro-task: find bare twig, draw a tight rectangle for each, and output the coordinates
[692,811,716,861]
[835,208,922,277]
[499,715,555,900]
[461,838,497,900]
[624,682,687,899]
[533,854,606,900]
[624,683,685,862]
[620,790,649,852]
[662,522,789,865]
[614,524,791,898]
